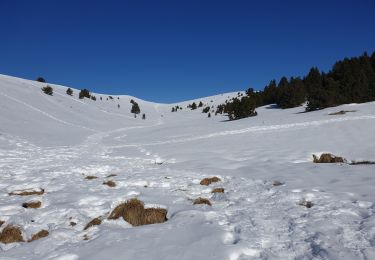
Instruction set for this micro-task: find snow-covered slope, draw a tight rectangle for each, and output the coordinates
[1,74,375,259]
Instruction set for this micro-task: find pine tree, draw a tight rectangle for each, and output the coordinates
[66,88,73,96]
[41,85,53,95]
[191,102,197,110]
[131,102,140,115]
[36,77,46,83]
[79,89,91,99]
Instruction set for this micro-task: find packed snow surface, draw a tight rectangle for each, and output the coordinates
[1,74,375,259]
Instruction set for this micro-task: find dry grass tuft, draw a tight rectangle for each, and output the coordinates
[22,201,42,209]
[298,200,314,208]
[108,198,167,226]
[272,181,284,186]
[328,110,356,115]
[0,225,24,244]
[84,217,102,230]
[106,174,117,178]
[193,197,212,206]
[211,188,224,193]
[350,160,375,165]
[29,230,49,242]
[200,177,221,186]
[313,153,345,163]
[83,234,89,240]
[85,175,98,180]
[9,188,44,196]
[103,180,116,187]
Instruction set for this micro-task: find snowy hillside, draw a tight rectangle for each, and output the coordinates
[1,74,375,259]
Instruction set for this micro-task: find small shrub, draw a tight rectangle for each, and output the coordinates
[131,102,141,115]
[198,101,203,107]
[103,180,116,187]
[193,198,212,206]
[142,113,146,120]
[9,188,44,196]
[41,85,53,96]
[109,96,113,99]
[0,220,4,227]
[313,154,345,163]
[0,225,24,244]
[84,217,102,230]
[70,221,77,226]
[91,96,96,101]
[66,88,73,96]
[211,188,224,193]
[200,177,221,186]
[22,201,41,209]
[36,77,46,83]
[202,106,210,113]
[29,230,49,242]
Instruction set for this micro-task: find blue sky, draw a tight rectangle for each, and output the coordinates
[0,0,374,103]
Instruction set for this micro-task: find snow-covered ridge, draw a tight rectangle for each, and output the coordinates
[1,74,375,259]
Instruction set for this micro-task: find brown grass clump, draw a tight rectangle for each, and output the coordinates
[0,220,4,227]
[211,188,224,193]
[350,160,375,165]
[103,180,116,187]
[85,175,98,180]
[83,217,102,230]
[9,188,44,196]
[22,201,42,209]
[193,197,212,206]
[83,234,89,240]
[106,174,117,178]
[0,225,24,244]
[329,110,356,115]
[108,198,167,226]
[313,154,345,163]
[200,177,221,186]
[29,230,49,242]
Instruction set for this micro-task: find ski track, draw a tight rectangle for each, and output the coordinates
[109,114,375,148]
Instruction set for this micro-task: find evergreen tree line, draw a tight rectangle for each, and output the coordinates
[220,51,375,120]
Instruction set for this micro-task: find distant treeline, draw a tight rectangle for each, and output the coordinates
[220,51,375,120]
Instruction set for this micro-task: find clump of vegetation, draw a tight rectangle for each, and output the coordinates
[0,225,24,244]
[84,217,102,230]
[200,177,221,186]
[350,160,375,165]
[198,101,203,107]
[193,197,212,206]
[171,105,182,112]
[202,106,210,113]
[298,199,314,208]
[131,100,141,116]
[103,180,116,187]
[0,220,4,227]
[328,110,356,115]
[22,201,41,209]
[9,188,44,196]
[108,198,167,226]
[91,95,96,101]
[272,181,284,186]
[142,113,146,120]
[79,89,91,99]
[106,174,117,178]
[70,221,77,226]
[224,96,257,120]
[66,88,73,96]
[41,85,53,96]
[211,188,224,193]
[85,175,98,180]
[36,77,46,83]
[29,230,49,242]
[313,153,345,163]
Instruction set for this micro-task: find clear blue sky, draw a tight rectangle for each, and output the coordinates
[0,0,374,103]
